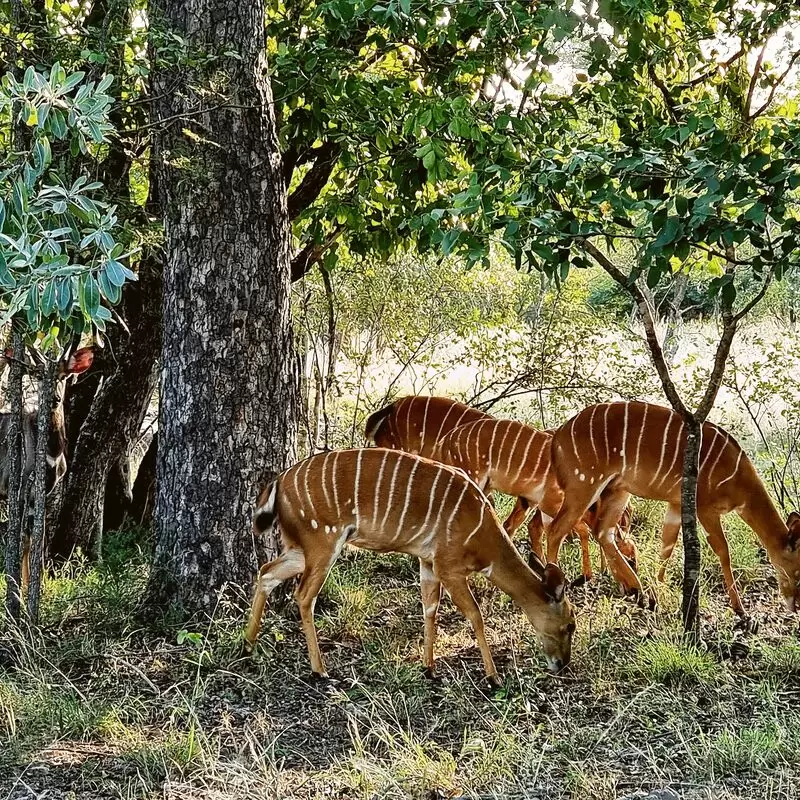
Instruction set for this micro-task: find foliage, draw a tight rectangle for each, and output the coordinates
[0,64,135,340]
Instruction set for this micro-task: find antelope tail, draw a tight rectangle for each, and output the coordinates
[364,402,395,444]
[254,479,279,535]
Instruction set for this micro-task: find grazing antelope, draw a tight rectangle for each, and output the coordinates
[364,395,630,580]
[432,417,639,590]
[0,346,94,592]
[548,401,800,614]
[244,449,575,681]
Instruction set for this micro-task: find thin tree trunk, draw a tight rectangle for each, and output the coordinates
[27,355,56,625]
[146,0,296,616]
[50,256,163,560]
[680,415,702,637]
[130,431,157,528]
[4,331,25,622]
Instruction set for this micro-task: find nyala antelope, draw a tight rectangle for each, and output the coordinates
[365,395,631,581]
[244,448,576,681]
[432,417,639,590]
[548,401,800,614]
[0,346,94,593]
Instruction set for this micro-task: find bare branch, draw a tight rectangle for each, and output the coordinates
[749,48,800,119]
[578,237,690,417]
[744,40,769,120]
[287,141,342,220]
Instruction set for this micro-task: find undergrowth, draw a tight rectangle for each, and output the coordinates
[0,516,799,800]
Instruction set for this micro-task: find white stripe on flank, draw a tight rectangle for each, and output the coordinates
[429,473,456,544]
[372,449,390,525]
[445,481,470,542]
[588,405,599,461]
[707,432,730,487]
[380,454,404,529]
[698,427,720,477]
[512,427,536,484]
[633,403,648,476]
[717,448,743,488]
[354,449,364,518]
[657,418,684,488]
[621,401,630,469]
[527,437,546,485]
[302,456,313,507]
[497,421,513,476]
[418,466,444,538]
[488,421,499,466]
[603,404,611,462]
[569,416,579,461]
[320,451,333,511]
[331,450,342,516]
[395,458,420,537]
[464,501,486,545]
[436,402,458,447]
[404,398,416,450]
[420,396,433,454]
[506,423,525,477]
[652,411,673,488]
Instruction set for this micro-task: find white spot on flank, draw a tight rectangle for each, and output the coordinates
[579,473,586,482]
[332,526,338,534]
[300,509,306,519]
[324,525,331,534]
[351,507,357,515]
[590,476,595,484]
[310,519,318,529]
[574,468,580,476]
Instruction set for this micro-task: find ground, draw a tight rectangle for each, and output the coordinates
[1,508,799,800]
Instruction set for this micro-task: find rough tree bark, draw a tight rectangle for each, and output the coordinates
[3,331,25,623]
[146,0,296,615]
[27,355,57,625]
[49,256,163,561]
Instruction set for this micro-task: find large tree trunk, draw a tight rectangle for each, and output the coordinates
[49,256,163,560]
[146,0,296,616]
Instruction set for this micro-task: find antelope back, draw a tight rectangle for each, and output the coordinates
[434,418,553,499]
[553,401,747,505]
[364,396,489,458]
[268,448,498,564]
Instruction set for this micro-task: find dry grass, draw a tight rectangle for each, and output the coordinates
[1,517,799,800]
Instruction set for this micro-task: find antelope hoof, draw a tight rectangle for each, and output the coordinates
[485,673,503,691]
[423,666,441,683]
[241,637,257,657]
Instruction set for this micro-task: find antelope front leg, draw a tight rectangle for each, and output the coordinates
[438,570,499,686]
[419,559,442,677]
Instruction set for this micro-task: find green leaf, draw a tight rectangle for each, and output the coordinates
[652,217,681,249]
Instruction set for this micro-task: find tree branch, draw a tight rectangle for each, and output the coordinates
[678,47,745,88]
[579,237,689,417]
[647,62,679,122]
[744,40,769,120]
[749,48,800,119]
[287,141,342,220]
[290,228,344,282]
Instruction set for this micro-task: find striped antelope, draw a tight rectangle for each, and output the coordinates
[548,401,800,614]
[0,346,94,593]
[364,395,629,580]
[432,417,639,591]
[243,448,575,681]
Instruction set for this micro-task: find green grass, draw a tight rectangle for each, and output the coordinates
[1,515,799,799]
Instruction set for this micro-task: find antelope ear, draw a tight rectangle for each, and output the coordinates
[543,563,566,603]
[64,347,94,375]
[528,550,546,574]
[787,512,800,549]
